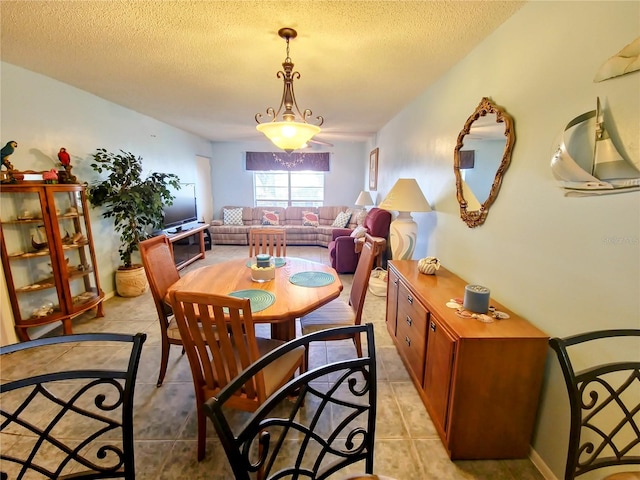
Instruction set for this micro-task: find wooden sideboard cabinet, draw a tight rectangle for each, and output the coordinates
[0,183,104,341]
[386,260,548,459]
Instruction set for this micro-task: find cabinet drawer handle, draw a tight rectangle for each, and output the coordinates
[405,336,411,347]
[393,278,398,285]
[407,294,413,305]
[406,315,412,326]
[430,320,436,332]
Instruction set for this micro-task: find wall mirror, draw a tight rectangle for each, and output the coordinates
[454,97,515,228]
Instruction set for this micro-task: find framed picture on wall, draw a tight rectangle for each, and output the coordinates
[459,150,475,169]
[369,148,379,191]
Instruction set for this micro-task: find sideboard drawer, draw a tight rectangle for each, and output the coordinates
[396,281,428,380]
[398,281,428,326]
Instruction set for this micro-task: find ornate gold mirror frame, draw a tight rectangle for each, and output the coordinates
[454,97,515,228]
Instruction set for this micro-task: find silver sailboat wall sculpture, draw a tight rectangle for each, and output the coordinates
[551,98,640,197]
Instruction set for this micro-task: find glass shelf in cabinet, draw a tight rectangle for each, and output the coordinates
[16,281,56,293]
[8,250,52,259]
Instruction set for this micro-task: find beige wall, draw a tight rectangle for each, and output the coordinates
[373,2,639,478]
[0,266,18,345]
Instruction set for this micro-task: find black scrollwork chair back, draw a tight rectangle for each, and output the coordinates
[549,329,640,480]
[0,333,146,480]
[204,324,378,480]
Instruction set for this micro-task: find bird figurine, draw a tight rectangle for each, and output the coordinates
[58,147,70,167]
[1,141,17,170]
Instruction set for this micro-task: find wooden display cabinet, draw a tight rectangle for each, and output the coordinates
[386,260,548,459]
[0,183,104,340]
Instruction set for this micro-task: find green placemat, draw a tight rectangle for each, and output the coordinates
[245,257,286,268]
[289,271,335,287]
[227,289,275,312]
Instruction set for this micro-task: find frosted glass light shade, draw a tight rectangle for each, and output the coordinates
[256,121,321,153]
[355,191,374,206]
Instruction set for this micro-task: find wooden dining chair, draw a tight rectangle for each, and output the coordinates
[549,329,640,480]
[139,235,183,387]
[204,324,380,480]
[249,228,287,258]
[168,289,305,461]
[300,234,385,366]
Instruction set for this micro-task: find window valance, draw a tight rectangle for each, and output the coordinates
[245,152,330,171]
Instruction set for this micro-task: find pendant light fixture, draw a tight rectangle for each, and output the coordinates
[255,28,323,153]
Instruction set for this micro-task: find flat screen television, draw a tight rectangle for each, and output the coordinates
[162,183,198,232]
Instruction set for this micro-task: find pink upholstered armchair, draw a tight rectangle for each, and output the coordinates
[328,207,392,273]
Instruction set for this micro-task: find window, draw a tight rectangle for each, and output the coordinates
[254,171,324,207]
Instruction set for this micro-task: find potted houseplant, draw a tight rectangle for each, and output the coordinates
[87,148,180,297]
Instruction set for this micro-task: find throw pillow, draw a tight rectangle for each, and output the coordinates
[223,208,243,226]
[302,211,319,227]
[331,211,352,228]
[355,208,368,226]
[262,210,280,225]
[350,225,368,239]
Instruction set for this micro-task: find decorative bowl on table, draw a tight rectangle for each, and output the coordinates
[250,254,275,282]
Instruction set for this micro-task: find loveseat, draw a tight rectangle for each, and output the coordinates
[210,206,367,247]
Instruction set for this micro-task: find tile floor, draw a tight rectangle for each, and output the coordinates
[1,245,544,479]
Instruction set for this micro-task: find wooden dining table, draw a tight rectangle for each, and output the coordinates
[166,256,343,341]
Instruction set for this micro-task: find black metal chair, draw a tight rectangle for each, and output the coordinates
[204,324,379,480]
[1,332,146,480]
[549,329,640,480]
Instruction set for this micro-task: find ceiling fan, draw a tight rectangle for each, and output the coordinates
[305,137,334,148]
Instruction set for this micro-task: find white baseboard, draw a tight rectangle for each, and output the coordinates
[530,447,558,480]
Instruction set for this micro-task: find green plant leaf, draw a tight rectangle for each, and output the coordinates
[87,148,181,268]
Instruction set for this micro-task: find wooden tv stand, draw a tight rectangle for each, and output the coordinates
[386,260,548,459]
[165,223,208,270]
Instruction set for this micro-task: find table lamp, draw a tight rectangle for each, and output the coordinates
[379,178,431,260]
[354,190,374,207]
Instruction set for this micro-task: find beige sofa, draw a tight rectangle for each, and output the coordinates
[210,206,365,247]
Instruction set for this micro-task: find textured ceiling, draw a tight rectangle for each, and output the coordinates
[0,1,524,144]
